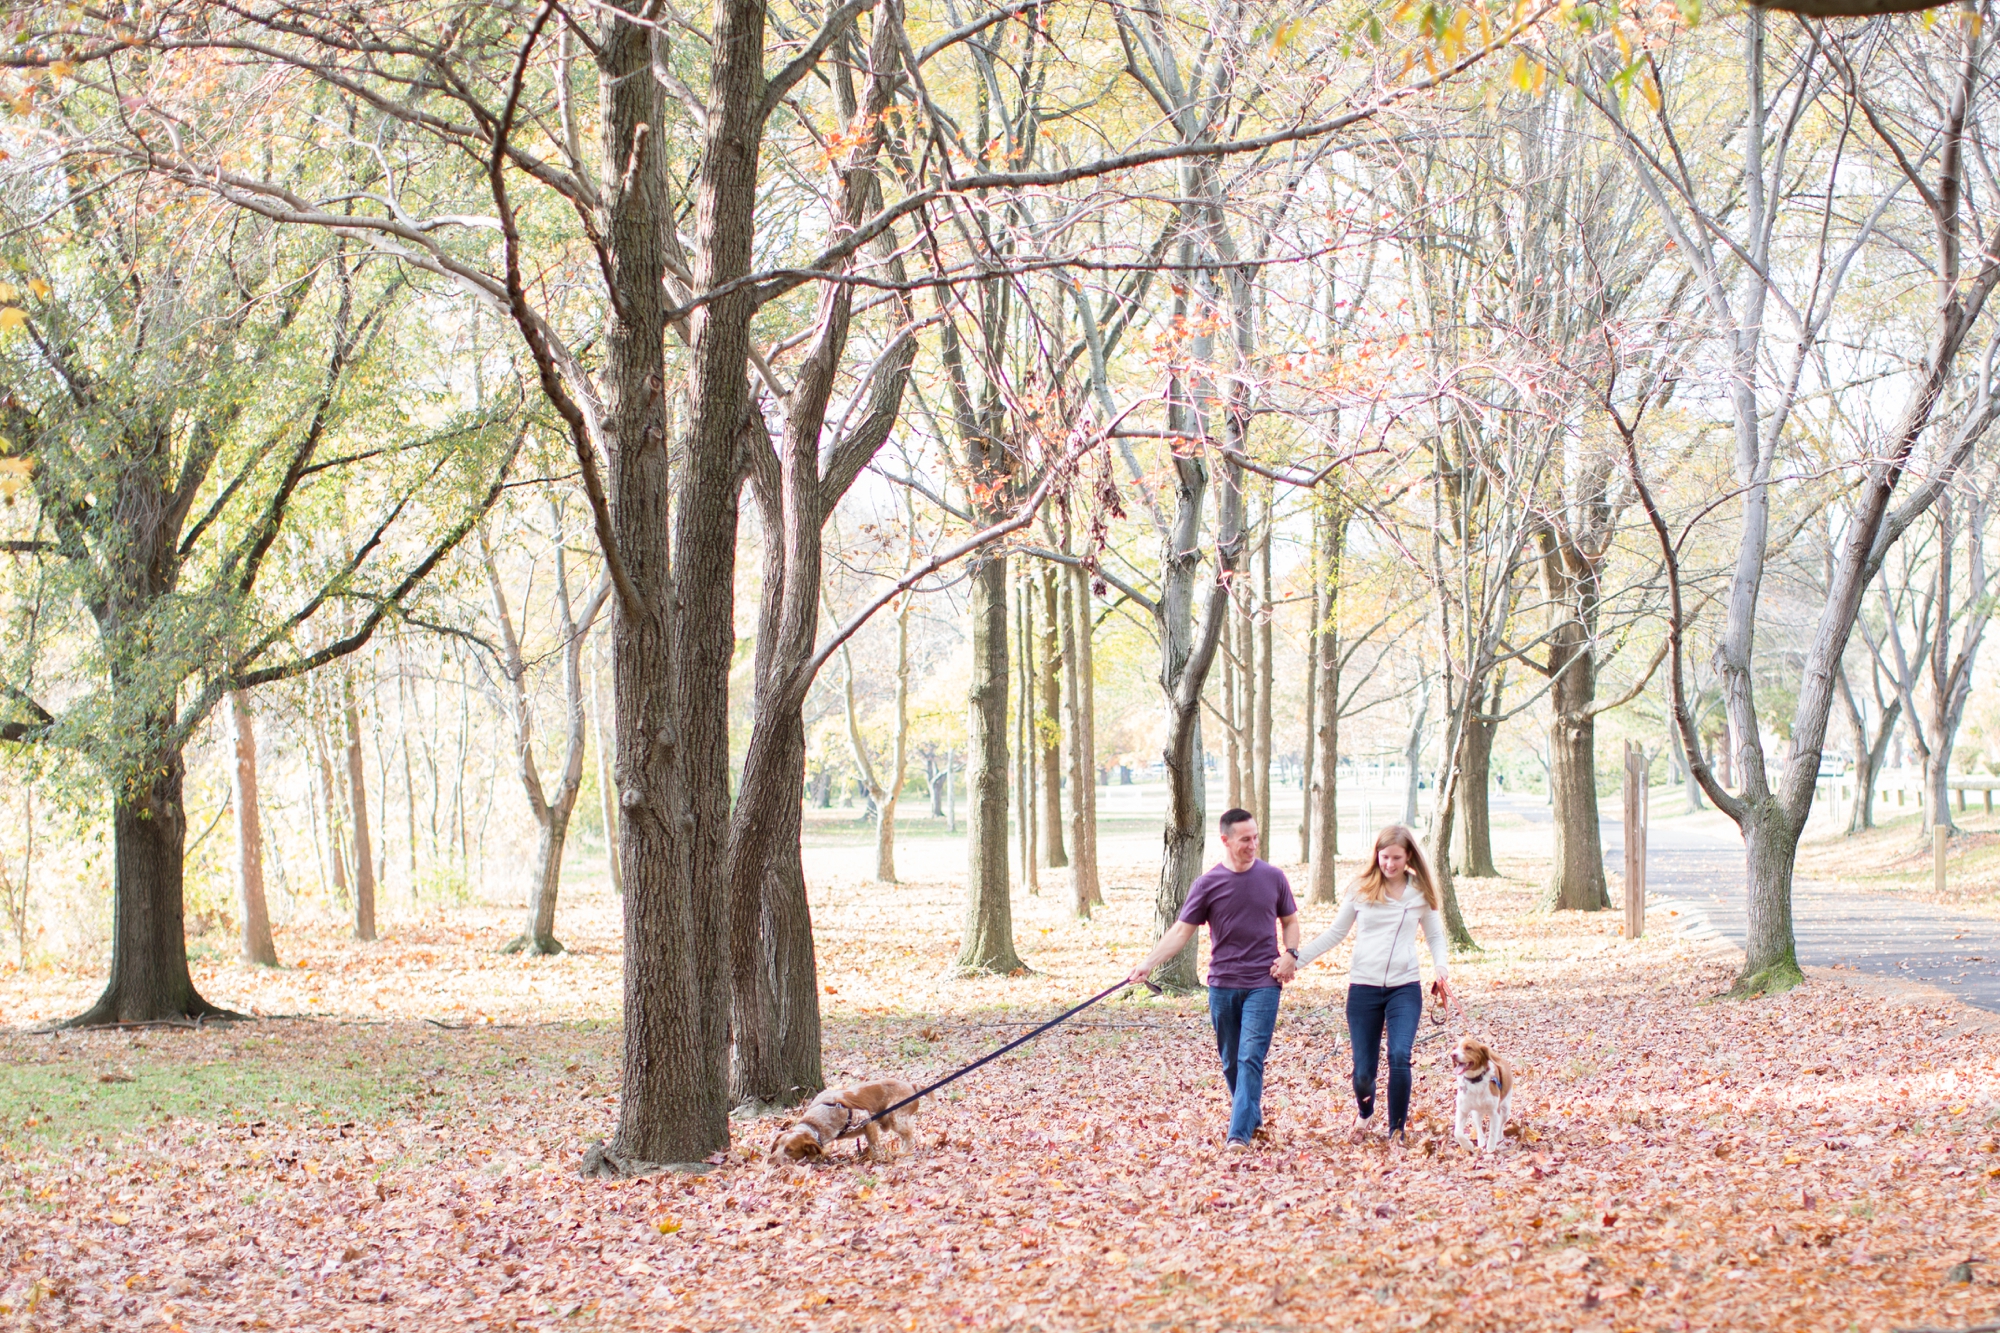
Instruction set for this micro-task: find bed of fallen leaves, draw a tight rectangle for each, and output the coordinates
[5,854,2000,1333]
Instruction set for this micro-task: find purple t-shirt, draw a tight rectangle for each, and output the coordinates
[1177,859,1298,990]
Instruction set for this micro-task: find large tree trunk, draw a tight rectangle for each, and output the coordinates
[959,553,1024,973]
[1547,655,1609,909]
[69,746,231,1026]
[343,679,377,942]
[1036,566,1067,868]
[1455,675,1500,879]
[229,690,279,967]
[1739,806,1804,990]
[600,0,733,1168]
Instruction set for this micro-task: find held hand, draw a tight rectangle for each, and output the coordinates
[1270,954,1298,983]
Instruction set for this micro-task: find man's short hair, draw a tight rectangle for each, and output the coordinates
[1219,807,1255,834]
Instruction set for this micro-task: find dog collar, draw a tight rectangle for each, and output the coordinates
[1464,1072,1485,1084]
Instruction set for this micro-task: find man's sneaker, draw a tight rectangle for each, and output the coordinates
[1224,1138,1253,1152]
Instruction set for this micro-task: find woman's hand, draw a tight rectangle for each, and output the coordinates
[1431,976,1455,1010]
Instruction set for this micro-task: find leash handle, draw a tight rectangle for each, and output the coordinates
[853,977,1151,1128]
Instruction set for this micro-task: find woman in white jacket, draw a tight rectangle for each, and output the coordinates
[1287,824,1454,1141]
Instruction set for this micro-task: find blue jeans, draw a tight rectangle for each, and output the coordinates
[1207,985,1281,1143]
[1346,982,1422,1133]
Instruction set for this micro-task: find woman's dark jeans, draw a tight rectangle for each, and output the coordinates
[1346,981,1423,1133]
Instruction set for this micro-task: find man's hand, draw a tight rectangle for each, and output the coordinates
[1126,963,1154,986]
[1269,953,1298,983]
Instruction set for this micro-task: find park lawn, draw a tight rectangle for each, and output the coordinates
[1796,808,2000,919]
[2,862,1999,1332]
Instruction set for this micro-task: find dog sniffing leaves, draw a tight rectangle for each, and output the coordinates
[766,1079,921,1164]
[1450,1036,1514,1153]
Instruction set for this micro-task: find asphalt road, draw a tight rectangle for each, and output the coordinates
[1580,795,2000,1014]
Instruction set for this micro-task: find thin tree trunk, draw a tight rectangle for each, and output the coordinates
[1299,505,1318,867]
[592,629,623,894]
[344,677,377,942]
[1016,573,1038,894]
[959,552,1024,973]
[879,592,912,883]
[316,717,349,903]
[1255,509,1273,839]
[1402,674,1427,827]
[1037,565,1067,868]
[1309,500,1345,905]
[1060,541,1100,914]
[1223,638,1242,810]
[229,690,278,967]
[1072,556,1101,906]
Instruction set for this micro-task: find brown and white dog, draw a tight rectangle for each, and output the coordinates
[766,1079,921,1165]
[1450,1037,1513,1154]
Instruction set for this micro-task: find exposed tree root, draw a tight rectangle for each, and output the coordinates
[578,1142,710,1180]
[58,995,246,1031]
[499,934,565,956]
[1727,956,1806,999]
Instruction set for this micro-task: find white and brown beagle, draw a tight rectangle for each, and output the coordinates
[1450,1036,1513,1154]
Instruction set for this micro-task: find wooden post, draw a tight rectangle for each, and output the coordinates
[1935,826,1948,898]
[1623,741,1647,939]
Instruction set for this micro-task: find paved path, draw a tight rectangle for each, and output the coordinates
[1579,797,2000,1013]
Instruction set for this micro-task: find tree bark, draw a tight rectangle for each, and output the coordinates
[1015,574,1038,893]
[1299,504,1318,867]
[1037,565,1067,868]
[1309,499,1345,905]
[591,632,623,895]
[1455,673,1501,879]
[229,690,279,967]
[1402,673,1427,827]
[1255,508,1274,839]
[1547,643,1608,909]
[1060,543,1101,915]
[343,677,377,943]
[67,745,231,1026]
[1836,665,1897,834]
[959,551,1025,973]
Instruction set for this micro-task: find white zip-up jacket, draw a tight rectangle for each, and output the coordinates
[1296,881,1449,987]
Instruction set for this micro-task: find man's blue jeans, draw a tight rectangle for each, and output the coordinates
[1346,981,1423,1133]
[1207,984,1281,1143]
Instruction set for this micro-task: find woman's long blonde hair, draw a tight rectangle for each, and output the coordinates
[1346,824,1442,909]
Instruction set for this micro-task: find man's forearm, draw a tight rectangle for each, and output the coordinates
[1138,922,1196,974]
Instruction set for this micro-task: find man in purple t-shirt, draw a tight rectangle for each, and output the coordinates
[1128,808,1300,1150]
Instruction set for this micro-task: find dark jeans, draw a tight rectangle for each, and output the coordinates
[1346,981,1422,1133]
[1207,984,1281,1143]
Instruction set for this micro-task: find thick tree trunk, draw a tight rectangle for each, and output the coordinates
[69,747,231,1026]
[510,811,572,954]
[1547,660,1608,909]
[1037,566,1067,868]
[343,683,377,942]
[1310,502,1345,904]
[1737,805,1805,993]
[1425,753,1478,950]
[229,690,279,967]
[959,553,1024,973]
[601,0,732,1168]
[1455,678,1500,879]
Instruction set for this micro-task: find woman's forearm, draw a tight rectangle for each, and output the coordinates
[1297,902,1356,966]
